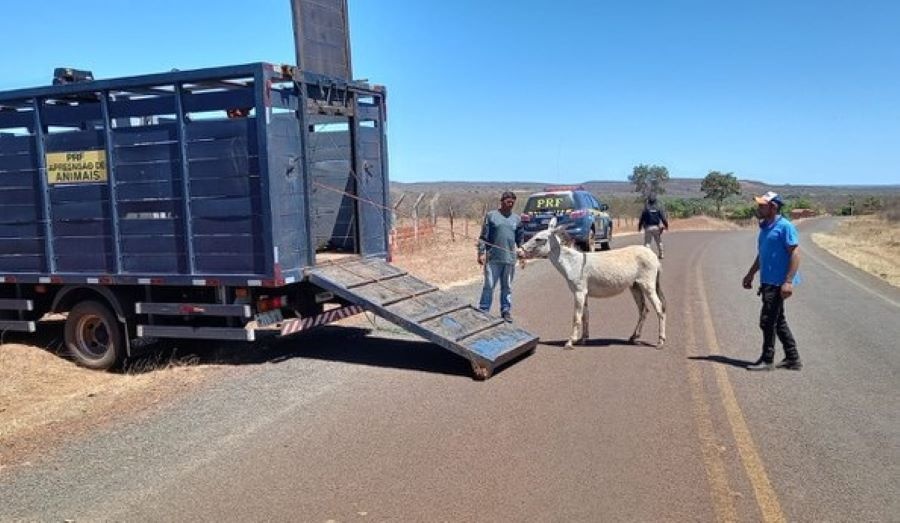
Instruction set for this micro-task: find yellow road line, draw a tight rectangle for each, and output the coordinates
[695,261,786,523]
[684,295,739,522]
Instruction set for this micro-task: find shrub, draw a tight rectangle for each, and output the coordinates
[881,198,900,223]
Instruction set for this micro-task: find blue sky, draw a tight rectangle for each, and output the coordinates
[3,0,898,185]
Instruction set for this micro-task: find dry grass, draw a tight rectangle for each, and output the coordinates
[811,216,900,287]
[0,339,216,469]
[390,218,485,288]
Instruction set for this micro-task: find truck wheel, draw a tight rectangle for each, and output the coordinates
[65,301,125,370]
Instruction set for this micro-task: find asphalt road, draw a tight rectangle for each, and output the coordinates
[2,217,898,522]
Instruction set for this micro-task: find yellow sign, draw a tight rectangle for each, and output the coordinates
[534,197,565,208]
[46,150,107,185]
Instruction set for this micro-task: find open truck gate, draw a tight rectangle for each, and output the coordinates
[304,258,538,379]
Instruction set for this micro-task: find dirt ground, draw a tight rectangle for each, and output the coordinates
[811,216,900,287]
[0,214,746,471]
[0,335,219,470]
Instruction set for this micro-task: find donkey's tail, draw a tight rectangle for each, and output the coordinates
[656,265,667,313]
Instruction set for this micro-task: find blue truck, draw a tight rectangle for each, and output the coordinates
[0,1,536,379]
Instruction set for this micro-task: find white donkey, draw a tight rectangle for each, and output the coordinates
[521,218,666,349]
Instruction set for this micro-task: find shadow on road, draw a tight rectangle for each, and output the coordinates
[688,354,755,369]
[253,327,476,377]
[541,338,657,349]
[3,321,484,378]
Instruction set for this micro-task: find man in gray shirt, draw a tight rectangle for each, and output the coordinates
[477,191,525,322]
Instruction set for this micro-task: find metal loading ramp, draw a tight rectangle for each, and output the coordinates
[307,258,539,379]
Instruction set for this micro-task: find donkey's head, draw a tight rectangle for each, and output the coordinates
[521,217,571,258]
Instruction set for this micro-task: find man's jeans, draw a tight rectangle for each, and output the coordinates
[643,225,664,258]
[759,284,799,362]
[479,261,516,314]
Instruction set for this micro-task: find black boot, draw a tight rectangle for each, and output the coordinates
[747,358,774,371]
[776,358,803,371]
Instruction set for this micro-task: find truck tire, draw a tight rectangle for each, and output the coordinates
[65,300,125,370]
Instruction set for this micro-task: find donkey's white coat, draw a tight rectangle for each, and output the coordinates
[521,218,667,348]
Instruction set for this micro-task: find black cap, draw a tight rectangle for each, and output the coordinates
[501,191,516,200]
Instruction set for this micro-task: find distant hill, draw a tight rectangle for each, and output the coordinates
[392,179,900,199]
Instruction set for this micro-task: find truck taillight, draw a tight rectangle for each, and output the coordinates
[257,295,288,312]
[569,209,588,219]
[520,213,531,222]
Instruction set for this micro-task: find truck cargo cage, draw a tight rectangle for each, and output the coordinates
[0,61,538,379]
[0,62,391,286]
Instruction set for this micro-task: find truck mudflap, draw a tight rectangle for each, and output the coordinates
[307,258,538,379]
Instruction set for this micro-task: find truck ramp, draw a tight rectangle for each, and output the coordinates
[307,258,538,379]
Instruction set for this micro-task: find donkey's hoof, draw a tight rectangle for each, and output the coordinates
[655,341,666,350]
[628,335,639,344]
[564,342,575,350]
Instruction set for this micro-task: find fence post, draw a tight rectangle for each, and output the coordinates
[392,193,406,230]
[448,203,455,241]
[429,193,440,226]
[412,193,425,241]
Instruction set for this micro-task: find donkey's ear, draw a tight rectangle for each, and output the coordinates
[547,217,557,229]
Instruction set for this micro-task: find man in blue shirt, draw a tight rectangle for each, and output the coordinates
[742,192,802,371]
[478,191,525,322]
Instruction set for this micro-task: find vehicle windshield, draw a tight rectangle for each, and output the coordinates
[524,193,576,213]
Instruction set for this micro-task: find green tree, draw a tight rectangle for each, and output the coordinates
[862,196,883,213]
[629,164,669,197]
[700,171,741,216]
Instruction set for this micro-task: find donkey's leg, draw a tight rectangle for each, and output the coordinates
[582,300,590,341]
[566,290,588,349]
[628,283,648,343]
[642,283,667,348]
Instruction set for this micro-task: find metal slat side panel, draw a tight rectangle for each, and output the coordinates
[136,325,254,342]
[356,92,389,257]
[0,320,36,333]
[174,83,196,274]
[0,298,34,311]
[309,119,355,252]
[32,99,55,272]
[254,68,275,278]
[135,302,251,317]
[0,64,265,104]
[295,71,316,268]
[99,92,123,273]
[265,89,306,275]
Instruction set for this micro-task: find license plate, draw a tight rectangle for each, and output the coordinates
[255,309,283,327]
